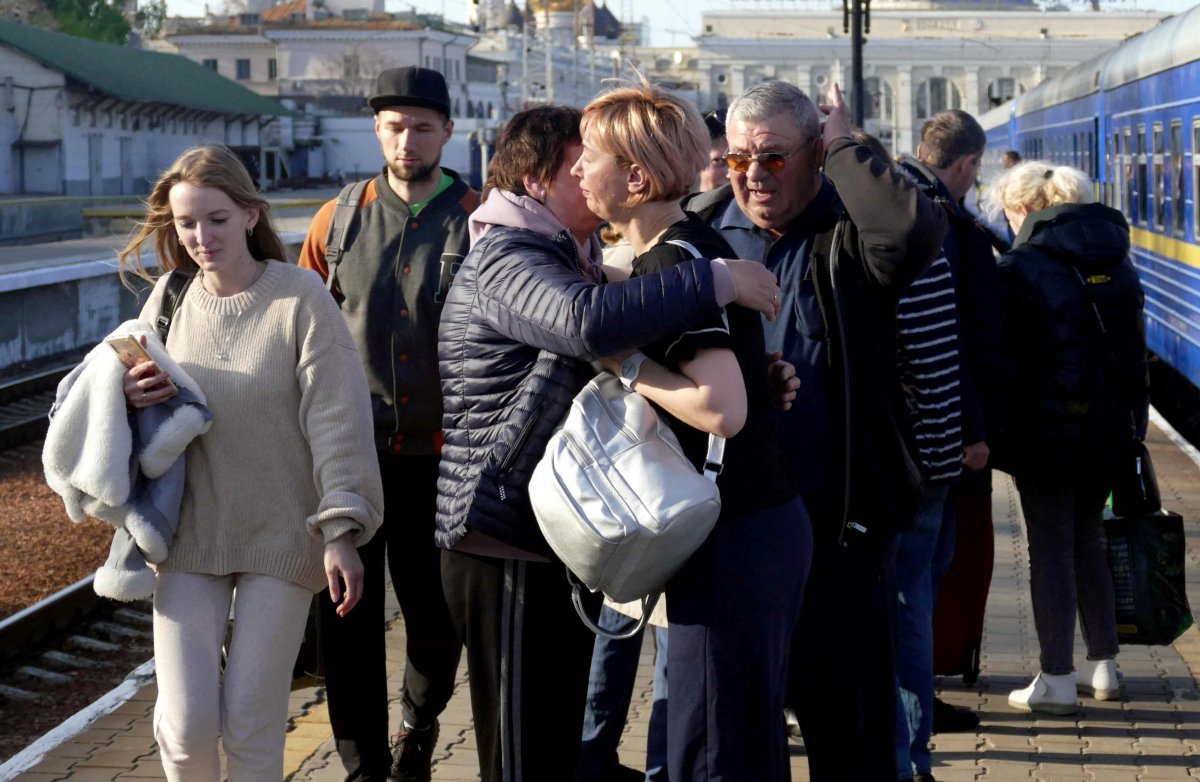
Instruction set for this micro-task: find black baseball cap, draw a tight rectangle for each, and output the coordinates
[368,66,451,118]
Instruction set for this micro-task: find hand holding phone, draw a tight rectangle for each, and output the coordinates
[106,335,178,396]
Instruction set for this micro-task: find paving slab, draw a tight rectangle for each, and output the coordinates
[7,415,1200,782]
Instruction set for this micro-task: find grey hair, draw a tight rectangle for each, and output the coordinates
[727,80,821,141]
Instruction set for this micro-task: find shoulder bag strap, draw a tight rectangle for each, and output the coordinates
[567,568,658,640]
[156,270,195,343]
[663,238,727,481]
[323,179,370,297]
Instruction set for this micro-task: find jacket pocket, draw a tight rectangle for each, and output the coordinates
[498,406,545,500]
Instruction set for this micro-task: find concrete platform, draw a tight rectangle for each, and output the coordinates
[0,189,335,375]
[5,411,1200,781]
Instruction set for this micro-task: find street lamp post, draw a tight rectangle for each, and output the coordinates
[843,0,869,127]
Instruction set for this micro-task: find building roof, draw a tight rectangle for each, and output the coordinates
[591,0,619,39]
[505,1,525,30]
[0,20,289,116]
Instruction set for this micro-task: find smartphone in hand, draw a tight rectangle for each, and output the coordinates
[105,336,178,393]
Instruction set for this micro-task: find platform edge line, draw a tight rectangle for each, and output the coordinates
[0,658,156,781]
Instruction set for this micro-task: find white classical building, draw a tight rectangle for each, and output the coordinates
[689,0,1165,155]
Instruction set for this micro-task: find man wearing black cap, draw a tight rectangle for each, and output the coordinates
[299,65,478,782]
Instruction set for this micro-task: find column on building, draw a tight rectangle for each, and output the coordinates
[896,65,914,156]
[965,65,981,118]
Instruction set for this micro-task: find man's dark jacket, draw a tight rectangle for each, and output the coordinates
[435,226,725,556]
[994,202,1148,480]
[297,168,476,454]
[899,158,1006,493]
[688,137,948,547]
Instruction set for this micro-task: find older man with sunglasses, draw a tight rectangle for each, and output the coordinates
[686,81,947,781]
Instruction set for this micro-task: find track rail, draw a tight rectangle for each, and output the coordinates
[0,578,97,661]
[0,363,75,450]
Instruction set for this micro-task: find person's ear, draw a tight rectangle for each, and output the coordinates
[523,174,547,202]
[627,163,649,195]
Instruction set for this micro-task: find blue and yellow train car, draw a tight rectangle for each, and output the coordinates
[980,5,1200,391]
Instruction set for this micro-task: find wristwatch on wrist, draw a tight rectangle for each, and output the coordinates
[619,352,649,391]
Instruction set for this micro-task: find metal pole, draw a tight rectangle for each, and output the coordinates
[480,130,490,186]
[851,0,864,127]
[546,29,554,103]
[521,23,528,107]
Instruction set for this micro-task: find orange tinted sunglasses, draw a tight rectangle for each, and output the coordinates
[723,148,801,173]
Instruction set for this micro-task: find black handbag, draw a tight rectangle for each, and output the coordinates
[1110,439,1161,519]
[1104,508,1193,645]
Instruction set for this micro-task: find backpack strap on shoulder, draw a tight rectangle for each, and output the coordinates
[323,179,370,297]
[156,269,195,343]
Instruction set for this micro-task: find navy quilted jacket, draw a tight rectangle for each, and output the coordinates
[436,225,723,556]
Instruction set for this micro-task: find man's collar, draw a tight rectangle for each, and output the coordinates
[719,177,838,235]
[719,195,758,230]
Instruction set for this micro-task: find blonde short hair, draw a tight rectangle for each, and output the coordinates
[985,160,1094,222]
[580,80,709,205]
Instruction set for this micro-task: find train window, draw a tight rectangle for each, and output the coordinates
[1104,134,1113,207]
[1138,126,1148,226]
[1154,123,1165,230]
[1124,128,1133,220]
[1172,120,1185,238]
[1072,134,1079,168]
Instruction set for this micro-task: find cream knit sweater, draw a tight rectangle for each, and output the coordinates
[139,261,384,592]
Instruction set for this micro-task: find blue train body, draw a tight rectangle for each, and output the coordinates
[979,6,1200,390]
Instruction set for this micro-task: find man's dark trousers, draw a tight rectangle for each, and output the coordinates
[793,519,899,782]
[319,452,463,780]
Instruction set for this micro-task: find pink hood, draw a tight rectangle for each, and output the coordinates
[469,189,604,283]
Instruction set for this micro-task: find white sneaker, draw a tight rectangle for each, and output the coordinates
[1077,658,1119,701]
[1008,673,1079,715]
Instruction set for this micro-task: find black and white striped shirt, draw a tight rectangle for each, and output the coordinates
[897,254,964,484]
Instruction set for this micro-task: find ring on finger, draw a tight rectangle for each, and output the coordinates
[141,391,147,401]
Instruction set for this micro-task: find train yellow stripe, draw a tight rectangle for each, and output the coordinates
[1130,227,1200,269]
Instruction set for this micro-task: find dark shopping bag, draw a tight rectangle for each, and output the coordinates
[1104,508,1193,645]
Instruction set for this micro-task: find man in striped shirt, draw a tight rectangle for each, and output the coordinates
[893,109,1000,782]
[893,249,965,782]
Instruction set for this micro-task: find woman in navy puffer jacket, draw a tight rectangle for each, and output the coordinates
[434,104,781,782]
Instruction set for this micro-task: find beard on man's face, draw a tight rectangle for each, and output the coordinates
[389,157,441,184]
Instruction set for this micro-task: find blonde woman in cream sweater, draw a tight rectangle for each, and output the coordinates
[116,146,384,782]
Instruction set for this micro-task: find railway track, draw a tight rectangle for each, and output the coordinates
[0,364,74,451]
[0,359,157,764]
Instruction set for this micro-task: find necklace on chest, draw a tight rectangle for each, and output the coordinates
[197,263,263,361]
[207,309,242,362]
